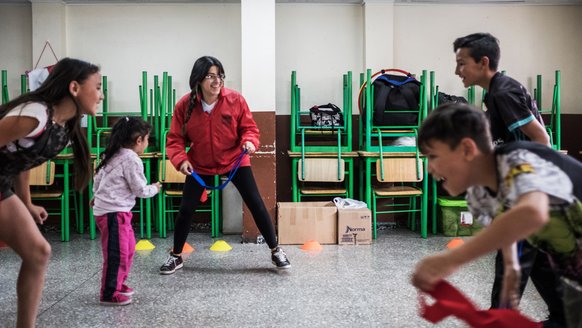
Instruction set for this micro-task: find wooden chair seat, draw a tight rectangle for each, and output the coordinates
[288,150,359,158]
[378,129,415,133]
[298,158,345,182]
[302,129,343,135]
[374,186,422,196]
[357,151,418,157]
[300,187,347,195]
[31,191,63,198]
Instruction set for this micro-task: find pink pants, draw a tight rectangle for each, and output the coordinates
[96,212,135,300]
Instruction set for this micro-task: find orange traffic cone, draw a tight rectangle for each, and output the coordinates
[447,237,465,249]
[182,242,195,253]
[300,240,323,252]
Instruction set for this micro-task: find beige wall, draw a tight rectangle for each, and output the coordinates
[0,4,32,99]
[66,3,241,112]
[1,2,581,114]
[390,4,582,112]
[276,4,364,115]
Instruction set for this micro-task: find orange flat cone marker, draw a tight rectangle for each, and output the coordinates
[200,189,208,203]
[182,242,195,253]
[300,240,322,252]
[447,237,464,249]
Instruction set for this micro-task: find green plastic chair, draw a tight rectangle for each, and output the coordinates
[157,130,221,238]
[30,160,71,241]
[534,71,561,150]
[370,156,426,239]
[289,71,353,153]
[288,71,355,202]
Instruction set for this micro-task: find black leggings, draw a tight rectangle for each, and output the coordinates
[172,166,277,253]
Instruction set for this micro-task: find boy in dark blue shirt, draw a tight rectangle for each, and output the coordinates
[451,33,562,327]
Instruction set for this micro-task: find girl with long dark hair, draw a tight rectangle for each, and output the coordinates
[0,57,101,327]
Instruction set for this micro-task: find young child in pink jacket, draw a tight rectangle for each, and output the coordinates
[92,117,161,306]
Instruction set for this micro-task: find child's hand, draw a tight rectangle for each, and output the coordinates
[89,198,95,207]
[27,204,48,225]
[411,252,459,292]
[153,182,162,192]
[499,267,521,309]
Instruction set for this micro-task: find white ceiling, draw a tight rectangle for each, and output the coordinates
[2,0,582,4]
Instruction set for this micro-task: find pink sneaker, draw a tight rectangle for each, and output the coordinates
[119,284,135,297]
[100,294,132,306]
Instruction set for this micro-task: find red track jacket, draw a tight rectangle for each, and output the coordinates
[166,87,260,175]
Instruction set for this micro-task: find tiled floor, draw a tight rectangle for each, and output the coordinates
[0,229,547,327]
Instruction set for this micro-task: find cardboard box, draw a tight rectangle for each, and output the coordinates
[337,208,372,245]
[277,202,337,245]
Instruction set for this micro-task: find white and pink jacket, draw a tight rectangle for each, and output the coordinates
[92,148,158,216]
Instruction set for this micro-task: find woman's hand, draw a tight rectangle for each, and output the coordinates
[411,252,460,292]
[242,141,256,154]
[27,203,48,225]
[179,161,193,175]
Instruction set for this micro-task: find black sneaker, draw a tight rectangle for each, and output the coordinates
[159,253,183,275]
[271,247,291,269]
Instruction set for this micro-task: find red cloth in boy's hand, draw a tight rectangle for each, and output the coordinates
[419,280,542,328]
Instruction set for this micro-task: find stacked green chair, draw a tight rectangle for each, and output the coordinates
[156,130,221,238]
[29,160,71,241]
[288,71,356,202]
[534,71,561,150]
[1,70,9,104]
[87,74,156,240]
[357,68,429,238]
[153,73,221,239]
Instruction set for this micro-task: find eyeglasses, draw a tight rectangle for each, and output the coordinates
[204,74,225,81]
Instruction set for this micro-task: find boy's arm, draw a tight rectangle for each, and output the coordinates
[518,120,551,146]
[499,243,521,309]
[412,191,549,291]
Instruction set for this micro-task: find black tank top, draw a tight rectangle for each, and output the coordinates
[0,106,70,192]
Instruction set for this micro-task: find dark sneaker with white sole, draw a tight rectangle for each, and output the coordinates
[271,247,291,269]
[159,253,183,275]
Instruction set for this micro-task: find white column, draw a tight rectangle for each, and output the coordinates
[241,0,276,112]
[363,0,395,72]
[31,0,66,69]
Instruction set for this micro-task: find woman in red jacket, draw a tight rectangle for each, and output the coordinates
[160,56,290,274]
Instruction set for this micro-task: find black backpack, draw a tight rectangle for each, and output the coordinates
[437,91,468,106]
[309,103,344,128]
[372,74,421,126]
